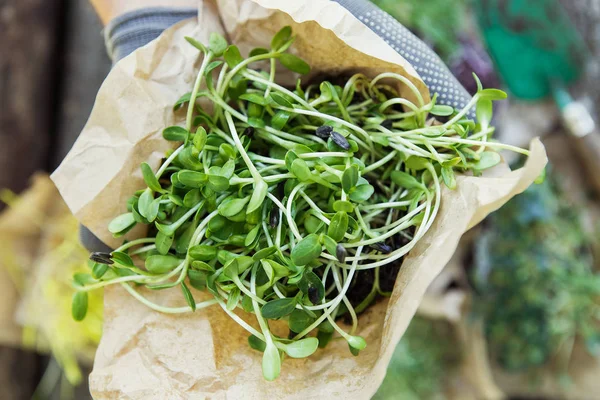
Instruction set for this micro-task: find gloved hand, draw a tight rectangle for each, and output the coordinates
[335,0,472,111]
[82,0,473,252]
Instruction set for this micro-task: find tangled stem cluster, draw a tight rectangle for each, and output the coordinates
[72,27,527,380]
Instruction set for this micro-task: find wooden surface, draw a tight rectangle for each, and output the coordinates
[0,0,110,398]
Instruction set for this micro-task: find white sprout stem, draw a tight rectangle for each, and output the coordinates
[332,265,358,335]
[322,263,333,292]
[243,69,313,109]
[249,154,286,165]
[267,192,302,240]
[215,61,229,95]
[114,238,156,252]
[319,163,344,178]
[76,274,156,292]
[301,152,350,159]
[77,260,187,293]
[230,173,293,185]
[423,164,442,234]
[264,58,276,98]
[156,145,185,178]
[443,94,479,128]
[186,53,213,131]
[354,209,380,240]
[224,112,264,182]
[217,300,264,339]
[294,246,363,339]
[360,201,412,210]
[121,282,218,313]
[348,193,434,270]
[379,98,420,114]
[342,74,368,102]
[275,208,283,248]
[363,151,397,173]
[219,53,279,98]
[233,275,266,304]
[140,210,217,290]
[322,197,431,267]
[208,127,236,146]
[370,72,425,107]
[388,142,433,159]
[130,244,157,255]
[250,265,275,346]
[286,184,304,241]
[371,202,426,232]
[428,137,531,155]
[347,98,373,112]
[376,127,433,158]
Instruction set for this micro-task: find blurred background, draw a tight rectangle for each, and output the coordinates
[0,0,599,399]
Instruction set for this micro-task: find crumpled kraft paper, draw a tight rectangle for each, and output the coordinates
[50,0,547,398]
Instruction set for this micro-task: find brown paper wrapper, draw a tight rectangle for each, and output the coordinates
[51,0,547,398]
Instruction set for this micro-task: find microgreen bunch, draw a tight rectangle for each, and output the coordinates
[72,26,528,380]
[472,169,600,374]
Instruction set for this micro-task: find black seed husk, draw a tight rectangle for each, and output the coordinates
[315,125,333,139]
[308,286,320,304]
[370,242,393,254]
[381,119,393,130]
[90,252,114,265]
[330,131,350,150]
[269,209,280,228]
[276,182,285,198]
[243,126,255,138]
[336,244,347,263]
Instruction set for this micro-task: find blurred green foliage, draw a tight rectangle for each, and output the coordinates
[473,171,600,373]
[370,0,468,60]
[373,317,460,400]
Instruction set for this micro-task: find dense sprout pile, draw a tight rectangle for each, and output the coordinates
[72,27,527,380]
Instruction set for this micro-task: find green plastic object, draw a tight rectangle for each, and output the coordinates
[475,0,586,100]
